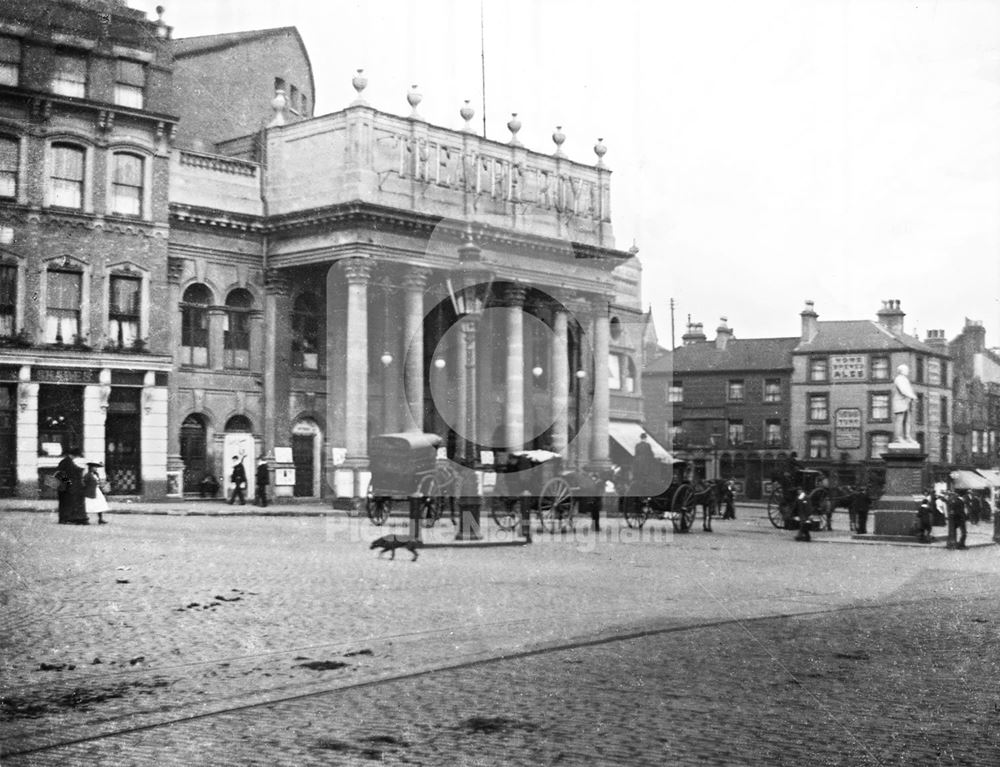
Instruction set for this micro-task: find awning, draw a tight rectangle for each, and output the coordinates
[950,470,991,490]
[608,421,674,462]
[975,469,1000,487]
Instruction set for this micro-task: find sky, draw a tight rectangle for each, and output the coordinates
[133,0,1000,348]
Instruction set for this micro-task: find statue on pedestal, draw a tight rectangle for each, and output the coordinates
[891,364,918,446]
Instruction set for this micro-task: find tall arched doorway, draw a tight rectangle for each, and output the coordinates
[291,418,321,497]
[180,414,208,494]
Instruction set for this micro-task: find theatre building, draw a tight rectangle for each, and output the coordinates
[0,1,647,501]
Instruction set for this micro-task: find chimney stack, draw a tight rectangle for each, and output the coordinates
[924,329,947,349]
[800,300,818,343]
[715,317,733,350]
[876,299,905,335]
[682,321,707,346]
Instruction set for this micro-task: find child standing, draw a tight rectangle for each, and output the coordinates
[83,461,110,525]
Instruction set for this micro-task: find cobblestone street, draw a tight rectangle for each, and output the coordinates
[1,506,997,765]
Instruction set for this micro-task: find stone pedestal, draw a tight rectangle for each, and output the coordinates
[870,446,926,538]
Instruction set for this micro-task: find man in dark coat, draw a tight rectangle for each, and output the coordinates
[56,446,87,524]
[946,491,968,549]
[255,458,269,507]
[633,433,656,490]
[228,455,247,505]
[851,486,871,535]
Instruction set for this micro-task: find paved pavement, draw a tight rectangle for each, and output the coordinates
[0,504,997,765]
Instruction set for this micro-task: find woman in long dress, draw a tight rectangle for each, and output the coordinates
[83,461,110,525]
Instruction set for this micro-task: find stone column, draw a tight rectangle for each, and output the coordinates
[15,366,39,499]
[551,307,570,454]
[590,295,611,468]
[503,284,527,451]
[402,268,429,432]
[249,309,264,377]
[342,257,372,498]
[325,265,346,498]
[263,269,291,457]
[141,370,168,497]
[165,257,184,495]
[82,368,109,466]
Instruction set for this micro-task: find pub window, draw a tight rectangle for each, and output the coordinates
[180,283,211,366]
[0,263,15,337]
[114,60,146,109]
[727,419,744,446]
[870,392,890,422]
[869,432,891,460]
[291,292,320,371]
[807,432,830,459]
[808,393,829,423]
[727,380,744,402]
[808,357,828,382]
[223,288,253,369]
[0,35,21,87]
[871,356,890,380]
[668,382,683,403]
[108,274,141,348]
[51,50,87,98]
[0,135,18,199]
[763,379,781,403]
[764,419,782,447]
[45,268,82,344]
[50,143,86,209]
[110,152,143,217]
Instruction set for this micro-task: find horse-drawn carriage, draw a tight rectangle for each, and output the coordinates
[487,450,601,533]
[766,467,833,531]
[620,458,717,531]
[365,433,452,526]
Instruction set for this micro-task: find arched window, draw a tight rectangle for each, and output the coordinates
[224,289,253,369]
[181,283,211,366]
[224,415,253,432]
[291,292,320,371]
[50,143,85,209]
[111,152,143,217]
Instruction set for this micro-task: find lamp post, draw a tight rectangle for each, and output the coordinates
[446,225,494,540]
[710,432,722,481]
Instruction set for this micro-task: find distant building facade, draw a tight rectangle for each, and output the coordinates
[949,318,1000,470]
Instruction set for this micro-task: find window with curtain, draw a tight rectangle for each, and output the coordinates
[0,135,18,199]
[871,356,890,380]
[109,274,140,348]
[668,382,683,403]
[763,379,781,403]
[870,393,890,422]
[111,153,143,216]
[727,419,744,445]
[114,60,145,108]
[50,144,85,209]
[0,36,21,87]
[180,283,211,366]
[869,433,890,460]
[809,357,828,382]
[808,393,829,422]
[808,432,830,459]
[0,263,15,337]
[224,289,253,369]
[46,269,82,344]
[764,419,782,447]
[291,292,320,370]
[727,380,745,401]
[51,51,87,98]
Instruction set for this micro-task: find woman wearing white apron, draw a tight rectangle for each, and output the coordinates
[83,461,110,525]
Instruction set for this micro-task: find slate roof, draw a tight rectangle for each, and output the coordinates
[645,337,799,375]
[173,27,303,58]
[795,320,942,355]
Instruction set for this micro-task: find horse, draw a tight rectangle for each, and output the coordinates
[690,480,720,532]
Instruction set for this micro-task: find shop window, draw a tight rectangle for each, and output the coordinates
[114,60,145,109]
[0,135,18,199]
[51,51,87,98]
[45,269,82,344]
[223,288,253,369]
[37,385,83,457]
[0,36,21,87]
[0,263,15,337]
[181,283,211,366]
[50,143,85,209]
[291,292,320,370]
[108,274,140,348]
[111,152,143,217]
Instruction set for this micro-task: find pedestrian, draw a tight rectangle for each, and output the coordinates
[55,446,87,525]
[946,491,967,550]
[915,490,934,543]
[633,433,656,489]
[255,457,269,507]
[852,485,871,535]
[721,480,736,520]
[83,460,109,525]
[228,455,247,505]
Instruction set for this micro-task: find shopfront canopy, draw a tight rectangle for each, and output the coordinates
[975,469,1000,487]
[608,421,674,462]
[950,470,991,490]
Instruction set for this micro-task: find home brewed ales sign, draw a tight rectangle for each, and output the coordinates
[830,355,866,381]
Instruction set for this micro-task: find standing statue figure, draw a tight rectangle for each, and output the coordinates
[892,364,918,445]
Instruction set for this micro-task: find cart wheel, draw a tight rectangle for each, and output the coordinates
[671,483,696,532]
[539,477,573,533]
[767,486,788,529]
[808,487,832,531]
[622,494,650,529]
[366,482,392,526]
[487,474,519,531]
[416,474,441,528]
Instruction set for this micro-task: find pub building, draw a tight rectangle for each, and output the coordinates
[0,1,651,501]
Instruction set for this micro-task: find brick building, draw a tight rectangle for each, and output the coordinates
[948,318,1000,470]
[0,0,648,501]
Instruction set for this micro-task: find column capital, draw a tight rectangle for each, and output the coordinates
[499,283,528,308]
[341,256,374,285]
[264,268,291,296]
[401,266,432,291]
